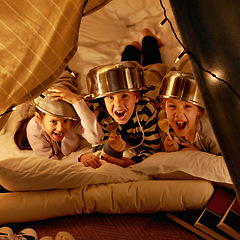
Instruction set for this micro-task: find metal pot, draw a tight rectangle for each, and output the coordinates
[33,90,77,119]
[158,71,204,108]
[85,61,149,101]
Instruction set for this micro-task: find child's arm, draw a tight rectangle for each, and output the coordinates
[48,86,81,104]
[163,136,179,152]
[179,143,200,151]
[101,153,135,167]
[78,153,102,169]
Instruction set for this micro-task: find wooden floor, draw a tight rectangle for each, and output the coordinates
[6,212,202,240]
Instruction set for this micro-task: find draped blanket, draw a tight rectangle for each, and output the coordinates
[0,0,109,118]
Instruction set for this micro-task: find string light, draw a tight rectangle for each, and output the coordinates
[159,0,240,99]
[175,51,186,63]
[65,65,76,77]
[0,106,16,117]
[159,17,167,26]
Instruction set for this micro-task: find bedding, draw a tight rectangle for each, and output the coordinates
[130,151,233,185]
[0,0,233,225]
[0,180,213,225]
[0,146,232,192]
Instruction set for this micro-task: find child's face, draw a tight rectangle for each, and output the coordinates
[165,98,202,139]
[35,113,72,142]
[104,91,140,125]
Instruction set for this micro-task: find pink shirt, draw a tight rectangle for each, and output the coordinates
[26,99,104,160]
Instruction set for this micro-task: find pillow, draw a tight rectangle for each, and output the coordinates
[0,154,150,192]
[129,150,233,185]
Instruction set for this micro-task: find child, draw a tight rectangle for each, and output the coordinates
[120,28,193,100]
[14,82,104,168]
[121,28,163,67]
[158,71,221,155]
[121,28,173,100]
[87,61,161,167]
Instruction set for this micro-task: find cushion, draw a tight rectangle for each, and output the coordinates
[129,150,233,185]
[0,151,150,191]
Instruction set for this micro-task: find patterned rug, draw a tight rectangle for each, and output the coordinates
[7,212,201,239]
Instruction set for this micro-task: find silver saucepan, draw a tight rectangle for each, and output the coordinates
[85,61,150,101]
[158,71,204,108]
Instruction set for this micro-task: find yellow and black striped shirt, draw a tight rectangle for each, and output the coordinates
[91,97,162,163]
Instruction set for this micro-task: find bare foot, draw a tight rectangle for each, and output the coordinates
[142,28,163,47]
[130,41,142,51]
[55,231,75,240]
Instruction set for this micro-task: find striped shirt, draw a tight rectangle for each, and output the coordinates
[91,96,161,163]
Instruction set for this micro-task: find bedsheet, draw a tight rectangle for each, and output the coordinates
[0,132,231,224]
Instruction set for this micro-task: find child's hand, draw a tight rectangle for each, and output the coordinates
[48,87,82,105]
[164,136,179,152]
[108,133,126,152]
[102,153,135,167]
[179,143,200,151]
[78,153,102,169]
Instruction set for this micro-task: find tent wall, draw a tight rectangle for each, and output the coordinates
[169,0,240,198]
[0,0,110,126]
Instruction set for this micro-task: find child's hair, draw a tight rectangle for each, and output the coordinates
[14,109,45,150]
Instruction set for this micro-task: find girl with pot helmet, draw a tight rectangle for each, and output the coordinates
[14,75,104,168]
[158,71,221,155]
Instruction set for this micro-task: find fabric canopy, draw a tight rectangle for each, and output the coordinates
[0,0,110,125]
[170,0,240,198]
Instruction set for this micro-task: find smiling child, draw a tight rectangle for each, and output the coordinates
[158,71,221,155]
[88,61,161,167]
[14,74,104,168]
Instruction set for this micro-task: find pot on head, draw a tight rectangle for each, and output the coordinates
[85,61,149,101]
[33,90,77,119]
[158,71,204,108]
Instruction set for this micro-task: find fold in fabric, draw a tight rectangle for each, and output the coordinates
[0,0,109,123]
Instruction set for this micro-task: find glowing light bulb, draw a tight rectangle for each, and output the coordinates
[159,18,167,27]
[175,51,186,63]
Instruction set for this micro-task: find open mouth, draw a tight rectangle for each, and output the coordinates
[176,121,187,130]
[115,110,126,118]
[53,132,64,137]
